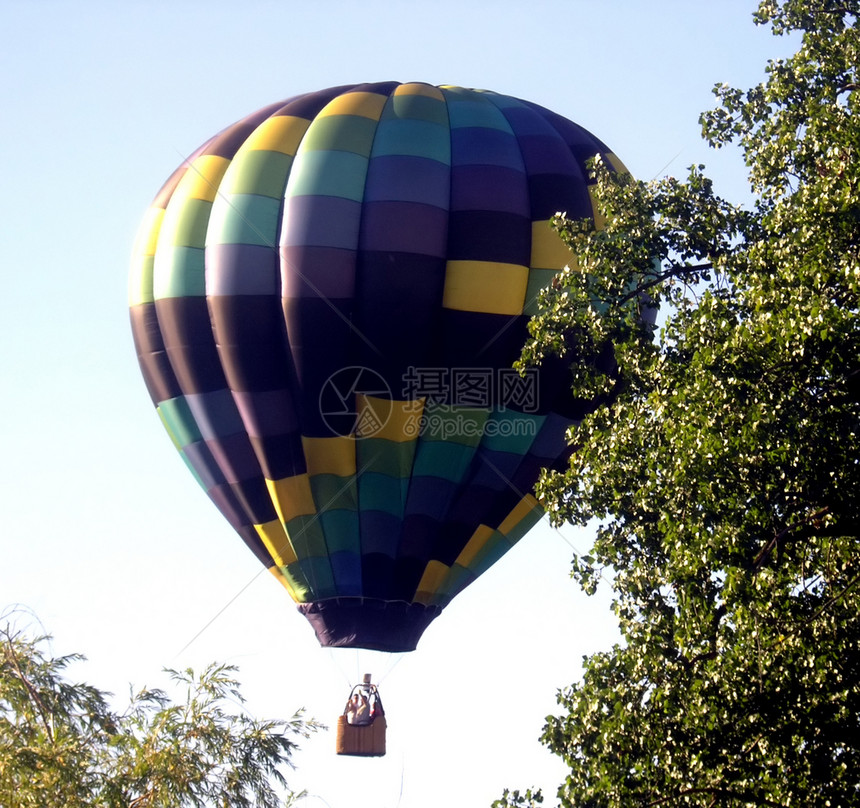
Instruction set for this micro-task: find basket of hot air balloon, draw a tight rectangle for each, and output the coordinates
[129,81,632,657]
[335,674,386,757]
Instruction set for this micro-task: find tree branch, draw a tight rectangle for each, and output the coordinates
[611,262,715,307]
[753,508,829,572]
[679,604,727,669]
[809,571,860,625]
[1,635,54,743]
[647,784,786,808]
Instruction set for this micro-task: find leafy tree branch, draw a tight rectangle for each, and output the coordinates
[502,2,860,806]
[0,620,321,808]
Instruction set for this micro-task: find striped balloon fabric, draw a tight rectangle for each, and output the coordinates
[129,82,625,651]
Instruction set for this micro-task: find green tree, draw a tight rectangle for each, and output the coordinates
[0,621,320,807]
[512,1,860,806]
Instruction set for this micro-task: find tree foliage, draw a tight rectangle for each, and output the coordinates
[512,2,860,805]
[0,621,320,807]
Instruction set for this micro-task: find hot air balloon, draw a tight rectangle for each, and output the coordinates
[129,82,626,654]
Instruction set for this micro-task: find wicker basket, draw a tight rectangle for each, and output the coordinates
[335,713,387,757]
[335,680,387,757]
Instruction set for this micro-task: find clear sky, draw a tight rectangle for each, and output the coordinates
[1,2,795,806]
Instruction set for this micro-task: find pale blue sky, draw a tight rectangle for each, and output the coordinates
[1,3,794,806]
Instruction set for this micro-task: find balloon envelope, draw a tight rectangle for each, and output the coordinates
[129,82,625,651]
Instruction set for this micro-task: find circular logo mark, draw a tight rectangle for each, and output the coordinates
[319,366,392,438]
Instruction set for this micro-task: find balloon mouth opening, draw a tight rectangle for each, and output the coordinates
[298,598,443,652]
